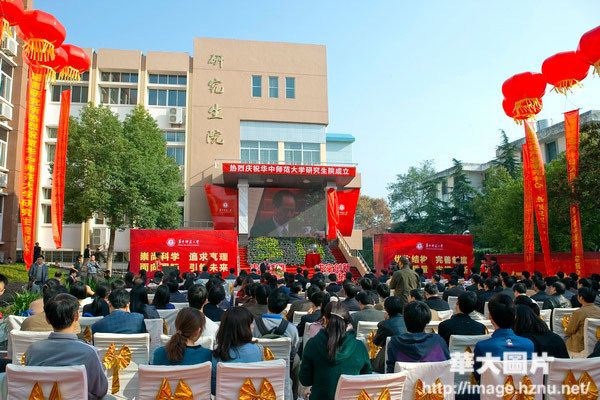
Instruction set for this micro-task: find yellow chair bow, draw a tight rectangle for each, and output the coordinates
[366,331,381,359]
[239,377,276,400]
[562,315,571,330]
[102,343,132,394]
[358,387,391,400]
[563,370,598,400]
[155,377,193,400]
[503,375,535,400]
[29,382,62,400]
[83,326,92,344]
[263,346,275,361]
[163,320,169,335]
[596,327,600,340]
[21,352,26,365]
[414,378,443,400]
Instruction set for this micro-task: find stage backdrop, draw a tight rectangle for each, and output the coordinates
[373,233,474,275]
[130,230,238,274]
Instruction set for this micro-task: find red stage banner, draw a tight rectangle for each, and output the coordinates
[51,89,71,249]
[223,162,356,178]
[326,188,339,240]
[204,184,238,230]
[564,109,584,276]
[522,144,535,272]
[524,121,553,275]
[336,188,360,236]
[373,233,474,276]
[19,67,48,267]
[129,230,238,275]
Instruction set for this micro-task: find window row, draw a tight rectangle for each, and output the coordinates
[51,85,89,103]
[0,58,13,102]
[251,76,295,99]
[284,142,319,165]
[240,141,320,165]
[100,87,138,105]
[0,130,7,169]
[148,89,186,107]
[149,74,186,85]
[100,72,138,83]
[164,131,185,143]
[167,146,185,166]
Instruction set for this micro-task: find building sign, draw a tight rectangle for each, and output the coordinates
[207,53,225,143]
[373,233,474,276]
[223,162,356,177]
[129,229,238,274]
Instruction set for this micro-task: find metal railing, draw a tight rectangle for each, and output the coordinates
[336,230,370,277]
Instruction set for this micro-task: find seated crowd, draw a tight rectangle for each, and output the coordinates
[2,256,600,400]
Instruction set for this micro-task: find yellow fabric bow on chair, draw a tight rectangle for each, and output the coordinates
[102,343,132,394]
[562,315,571,331]
[263,346,275,361]
[503,375,535,400]
[155,377,193,400]
[29,382,62,400]
[414,378,444,400]
[366,331,381,359]
[239,377,276,400]
[83,326,92,344]
[596,327,600,340]
[563,370,599,400]
[21,352,26,365]
[163,320,169,335]
[358,387,391,400]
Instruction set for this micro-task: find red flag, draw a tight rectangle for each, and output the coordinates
[564,109,584,276]
[326,188,339,240]
[524,121,552,275]
[19,67,48,268]
[204,184,238,230]
[51,90,71,249]
[522,145,535,272]
[336,188,360,236]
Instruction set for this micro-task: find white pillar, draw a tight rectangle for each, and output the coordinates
[238,179,249,234]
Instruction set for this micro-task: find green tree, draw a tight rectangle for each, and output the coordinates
[575,121,600,250]
[355,196,391,237]
[448,159,477,234]
[65,104,184,270]
[387,160,437,222]
[494,130,519,178]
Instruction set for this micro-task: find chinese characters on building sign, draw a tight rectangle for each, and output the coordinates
[222,162,357,177]
[206,54,225,145]
[394,254,469,273]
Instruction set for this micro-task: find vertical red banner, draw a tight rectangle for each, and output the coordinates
[524,121,552,275]
[51,89,71,249]
[326,188,339,240]
[522,144,535,272]
[19,67,48,268]
[204,184,238,230]
[564,109,584,276]
[336,188,360,236]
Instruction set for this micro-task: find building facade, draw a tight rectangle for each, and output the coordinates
[10,37,360,262]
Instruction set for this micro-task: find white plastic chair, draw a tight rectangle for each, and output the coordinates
[551,308,578,339]
[437,310,453,321]
[6,364,88,399]
[482,319,495,334]
[172,302,188,310]
[447,296,459,313]
[255,338,293,400]
[483,301,490,318]
[144,318,165,362]
[157,308,180,335]
[539,309,551,329]
[448,334,491,354]
[425,320,442,333]
[356,321,379,338]
[215,359,286,400]
[10,330,51,364]
[546,357,600,400]
[93,333,150,399]
[535,301,544,309]
[160,334,215,350]
[394,360,455,400]
[79,316,103,343]
[334,372,407,400]
[292,311,308,326]
[138,362,211,400]
[583,318,600,356]
[480,361,544,400]
[5,315,26,359]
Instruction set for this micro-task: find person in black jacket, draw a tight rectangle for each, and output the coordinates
[325,273,342,294]
[475,277,499,314]
[424,283,450,311]
[371,296,407,372]
[203,285,226,322]
[340,282,361,312]
[442,277,465,301]
[438,291,486,345]
[513,297,569,358]
[488,256,501,276]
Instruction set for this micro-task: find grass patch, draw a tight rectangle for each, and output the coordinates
[0,264,63,284]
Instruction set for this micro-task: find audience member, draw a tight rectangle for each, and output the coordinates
[340,282,361,312]
[167,279,187,303]
[424,283,450,311]
[187,284,219,338]
[129,285,160,319]
[442,277,465,301]
[69,281,92,307]
[91,289,146,334]
[82,283,110,317]
[513,299,568,358]
[326,273,342,294]
[388,256,420,304]
[298,290,330,337]
[375,283,390,311]
[542,282,572,310]
[352,290,385,329]
[432,275,445,293]
[513,282,528,300]
[289,282,303,302]
[565,287,600,356]
[438,291,486,345]
[203,284,226,322]
[286,285,319,322]
[152,284,175,310]
[22,284,81,333]
[530,279,549,303]
[372,296,407,373]
[243,284,270,317]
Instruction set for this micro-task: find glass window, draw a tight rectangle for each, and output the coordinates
[0,138,6,168]
[100,87,109,104]
[110,72,120,82]
[109,88,119,104]
[42,187,51,200]
[80,71,89,82]
[546,141,558,162]
[148,88,157,105]
[148,89,185,106]
[149,74,159,84]
[129,73,138,83]
[51,84,88,103]
[167,90,177,106]
[284,142,320,165]
[47,127,58,139]
[166,146,185,166]
[121,73,130,83]
[269,76,278,98]
[241,141,278,164]
[45,143,56,163]
[252,75,262,97]
[177,75,187,85]
[285,77,295,99]
[42,204,51,224]
[177,90,186,107]
[164,131,185,142]
[0,59,13,101]
[101,72,110,81]
[157,89,167,105]
[158,74,168,84]
[168,75,178,85]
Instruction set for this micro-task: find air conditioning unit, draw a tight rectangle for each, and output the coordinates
[168,107,184,125]
[0,102,12,121]
[91,227,107,246]
[0,172,7,188]
[1,36,17,57]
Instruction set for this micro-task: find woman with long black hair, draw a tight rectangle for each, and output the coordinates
[129,285,160,319]
[82,283,110,317]
[151,284,175,310]
[299,302,371,400]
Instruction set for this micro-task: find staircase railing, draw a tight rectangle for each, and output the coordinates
[336,230,370,277]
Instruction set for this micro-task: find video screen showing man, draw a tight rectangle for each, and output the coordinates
[249,189,325,238]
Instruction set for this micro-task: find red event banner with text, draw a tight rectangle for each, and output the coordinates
[373,233,474,276]
[326,188,339,240]
[51,89,71,249]
[19,67,48,268]
[336,188,360,236]
[205,184,238,230]
[564,110,584,276]
[223,162,356,177]
[524,121,553,276]
[522,144,535,272]
[129,230,238,275]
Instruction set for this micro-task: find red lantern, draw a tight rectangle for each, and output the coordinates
[542,51,589,94]
[18,10,66,63]
[59,44,90,81]
[503,97,542,124]
[578,25,600,75]
[502,72,546,120]
[0,0,24,38]
[40,45,68,82]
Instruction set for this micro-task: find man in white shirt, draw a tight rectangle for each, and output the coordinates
[187,284,219,337]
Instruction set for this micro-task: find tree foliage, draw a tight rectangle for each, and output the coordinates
[448,159,477,234]
[355,195,391,237]
[65,104,184,269]
[494,130,519,178]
